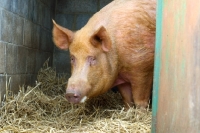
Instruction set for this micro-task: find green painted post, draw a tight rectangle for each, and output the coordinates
[151,0,163,132]
[152,0,200,132]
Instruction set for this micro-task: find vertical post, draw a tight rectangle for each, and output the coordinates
[152,0,200,132]
[151,0,163,132]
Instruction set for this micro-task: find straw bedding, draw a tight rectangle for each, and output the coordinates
[0,60,152,133]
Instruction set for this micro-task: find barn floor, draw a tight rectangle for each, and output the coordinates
[0,61,152,133]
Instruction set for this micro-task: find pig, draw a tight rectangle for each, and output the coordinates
[52,0,156,109]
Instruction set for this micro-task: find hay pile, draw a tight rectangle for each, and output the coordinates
[0,61,152,133]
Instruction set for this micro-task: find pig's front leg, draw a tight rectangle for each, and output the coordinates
[117,83,134,109]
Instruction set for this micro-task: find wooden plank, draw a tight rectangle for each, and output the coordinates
[152,0,200,132]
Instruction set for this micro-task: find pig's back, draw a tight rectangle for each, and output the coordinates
[85,0,156,48]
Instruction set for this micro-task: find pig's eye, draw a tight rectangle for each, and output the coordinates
[88,56,96,66]
[70,56,75,64]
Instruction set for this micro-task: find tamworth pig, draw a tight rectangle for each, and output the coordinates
[52,0,156,108]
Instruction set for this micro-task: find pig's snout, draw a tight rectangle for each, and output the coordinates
[65,89,81,104]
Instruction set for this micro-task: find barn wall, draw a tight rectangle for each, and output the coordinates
[0,0,55,100]
[53,0,112,75]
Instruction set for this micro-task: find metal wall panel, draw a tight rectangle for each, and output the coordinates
[152,0,200,132]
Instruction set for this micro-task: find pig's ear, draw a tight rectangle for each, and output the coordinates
[52,20,74,50]
[90,26,111,52]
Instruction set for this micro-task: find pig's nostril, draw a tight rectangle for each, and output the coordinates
[74,96,78,98]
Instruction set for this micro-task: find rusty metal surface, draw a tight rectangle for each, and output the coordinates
[152,0,200,132]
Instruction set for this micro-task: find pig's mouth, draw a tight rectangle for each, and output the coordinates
[65,89,88,104]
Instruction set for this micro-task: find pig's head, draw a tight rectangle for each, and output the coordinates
[52,20,118,104]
